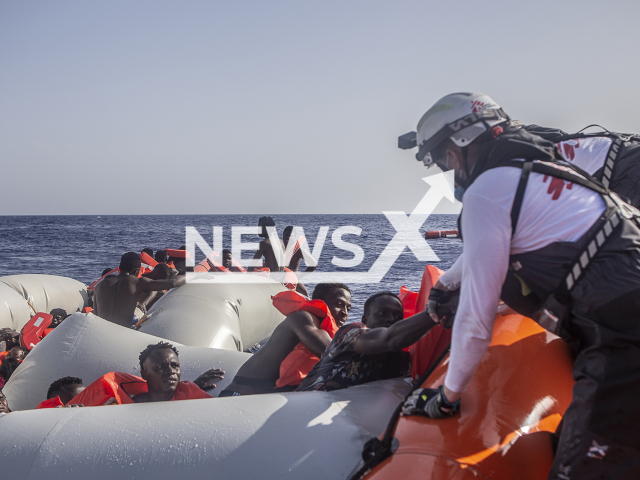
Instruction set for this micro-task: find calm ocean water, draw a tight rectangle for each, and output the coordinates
[0,214,462,319]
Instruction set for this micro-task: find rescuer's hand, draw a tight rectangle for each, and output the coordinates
[426,288,459,328]
[402,385,460,419]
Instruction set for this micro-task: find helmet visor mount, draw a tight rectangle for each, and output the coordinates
[413,107,508,168]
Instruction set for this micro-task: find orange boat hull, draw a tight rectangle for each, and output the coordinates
[364,314,574,480]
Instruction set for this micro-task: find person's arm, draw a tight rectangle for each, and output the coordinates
[443,190,512,402]
[286,311,332,357]
[194,368,225,390]
[137,291,159,313]
[353,312,436,355]
[137,275,186,293]
[439,255,463,291]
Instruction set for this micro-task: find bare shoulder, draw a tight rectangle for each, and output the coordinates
[285,310,320,327]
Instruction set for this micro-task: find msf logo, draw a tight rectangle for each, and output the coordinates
[185,172,456,284]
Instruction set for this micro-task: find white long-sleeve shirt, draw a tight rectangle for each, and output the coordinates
[439,135,613,291]
[444,162,605,393]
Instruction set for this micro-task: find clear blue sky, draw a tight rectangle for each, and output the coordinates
[2,1,639,214]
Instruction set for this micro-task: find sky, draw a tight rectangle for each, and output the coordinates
[1,0,640,215]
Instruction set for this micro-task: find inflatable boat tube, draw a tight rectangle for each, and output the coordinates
[0,377,410,480]
[3,312,251,411]
[361,314,575,480]
[138,275,287,351]
[0,282,32,330]
[0,275,88,331]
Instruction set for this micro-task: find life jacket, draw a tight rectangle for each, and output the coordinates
[20,312,53,350]
[272,290,339,388]
[520,122,640,209]
[82,307,93,313]
[66,372,212,406]
[140,252,158,275]
[165,249,191,260]
[36,396,64,409]
[0,351,7,363]
[254,266,298,290]
[462,124,640,335]
[402,265,452,380]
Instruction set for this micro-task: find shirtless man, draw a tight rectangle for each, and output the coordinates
[219,283,351,396]
[248,216,286,273]
[283,226,318,297]
[94,252,185,328]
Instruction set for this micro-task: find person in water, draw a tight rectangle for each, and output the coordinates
[282,226,317,297]
[297,292,437,391]
[94,252,186,328]
[248,216,286,273]
[219,283,352,396]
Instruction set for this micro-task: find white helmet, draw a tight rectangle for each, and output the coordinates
[399,92,509,166]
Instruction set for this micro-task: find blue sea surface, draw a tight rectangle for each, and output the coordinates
[0,215,462,319]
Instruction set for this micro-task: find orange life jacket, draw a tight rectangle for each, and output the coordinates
[254,266,298,290]
[36,396,65,409]
[0,351,7,362]
[140,252,158,275]
[405,264,452,380]
[165,249,191,260]
[20,312,53,350]
[66,372,212,406]
[272,290,339,388]
[195,252,248,274]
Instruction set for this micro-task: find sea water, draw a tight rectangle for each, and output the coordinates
[0,214,462,319]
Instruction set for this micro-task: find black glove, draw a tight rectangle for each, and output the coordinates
[402,385,460,419]
[426,288,459,329]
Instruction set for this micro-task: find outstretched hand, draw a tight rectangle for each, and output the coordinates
[194,368,226,390]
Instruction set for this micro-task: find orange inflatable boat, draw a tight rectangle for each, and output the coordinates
[351,265,574,480]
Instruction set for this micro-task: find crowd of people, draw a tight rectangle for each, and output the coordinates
[4,92,640,477]
[1,218,446,414]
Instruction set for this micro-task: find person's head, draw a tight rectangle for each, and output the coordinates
[155,250,168,264]
[0,328,20,350]
[399,92,509,200]
[101,268,113,277]
[50,308,69,328]
[221,249,233,269]
[312,283,352,327]
[362,292,404,329]
[0,390,9,414]
[7,346,28,361]
[119,252,142,275]
[145,263,172,280]
[46,376,85,404]
[142,248,154,257]
[139,342,181,399]
[258,216,276,238]
[0,357,20,383]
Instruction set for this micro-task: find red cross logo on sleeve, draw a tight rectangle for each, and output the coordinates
[543,175,573,200]
[560,139,580,161]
